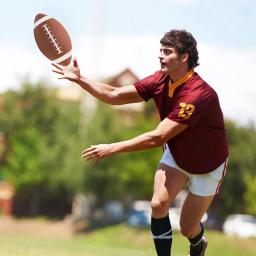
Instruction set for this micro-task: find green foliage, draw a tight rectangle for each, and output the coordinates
[244,174,256,215]
[81,102,161,202]
[0,80,85,215]
[215,120,256,218]
[4,127,46,189]
[1,79,256,218]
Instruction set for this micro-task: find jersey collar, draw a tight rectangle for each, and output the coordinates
[168,69,194,97]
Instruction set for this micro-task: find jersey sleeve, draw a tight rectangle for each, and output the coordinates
[167,91,215,126]
[134,72,162,102]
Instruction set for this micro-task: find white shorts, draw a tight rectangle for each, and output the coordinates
[159,145,228,196]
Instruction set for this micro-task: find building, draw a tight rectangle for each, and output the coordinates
[107,68,144,112]
[56,68,145,112]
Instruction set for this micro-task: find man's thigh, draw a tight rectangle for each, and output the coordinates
[152,163,189,205]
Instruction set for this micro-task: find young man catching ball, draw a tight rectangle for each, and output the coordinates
[52,29,229,256]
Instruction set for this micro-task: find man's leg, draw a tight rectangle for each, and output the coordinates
[151,163,188,256]
[180,193,214,256]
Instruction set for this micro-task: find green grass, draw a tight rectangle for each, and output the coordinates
[0,224,255,256]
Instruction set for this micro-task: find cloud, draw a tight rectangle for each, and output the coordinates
[1,36,256,124]
[76,35,160,79]
[0,43,51,91]
[198,44,256,124]
[77,35,256,124]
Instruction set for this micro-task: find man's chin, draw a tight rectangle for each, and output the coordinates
[160,68,168,74]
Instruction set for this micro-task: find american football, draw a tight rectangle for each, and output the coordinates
[33,13,72,66]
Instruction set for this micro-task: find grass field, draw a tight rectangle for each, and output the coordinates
[0,224,255,256]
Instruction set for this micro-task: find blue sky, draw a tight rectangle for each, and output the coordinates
[2,0,256,47]
[1,0,256,124]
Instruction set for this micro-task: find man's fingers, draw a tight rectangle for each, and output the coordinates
[82,151,97,159]
[73,57,78,68]
[84,154,96,161]
[82,146,96,155]
[52,69,63,75]
[51,62,63,70]
[82,152,100,162]
[81,145,105,162]
[82,148,95,156]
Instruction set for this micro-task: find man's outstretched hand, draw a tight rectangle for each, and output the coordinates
[82,144,114,162]
[52,57,80,82]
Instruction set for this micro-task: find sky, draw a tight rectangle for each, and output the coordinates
[1,0,256,125]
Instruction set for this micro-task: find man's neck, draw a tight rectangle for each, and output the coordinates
[169,66,190,82]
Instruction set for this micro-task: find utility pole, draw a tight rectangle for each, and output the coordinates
[79,0,105,131]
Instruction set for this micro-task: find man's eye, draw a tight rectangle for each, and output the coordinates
[163,49,171,55]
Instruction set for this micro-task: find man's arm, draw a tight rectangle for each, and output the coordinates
[82,118,187,161]
[52,58,143,105]
[78,76,143,105]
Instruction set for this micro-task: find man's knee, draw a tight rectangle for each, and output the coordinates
[151,197,169,217]
[180,220,199,238]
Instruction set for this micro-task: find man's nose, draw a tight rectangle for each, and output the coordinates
[158,50,164,59]
[158,53,164,59]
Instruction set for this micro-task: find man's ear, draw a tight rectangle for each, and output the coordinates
[181,52,189,63]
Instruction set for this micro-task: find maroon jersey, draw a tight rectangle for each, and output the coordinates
[134,71,229,174]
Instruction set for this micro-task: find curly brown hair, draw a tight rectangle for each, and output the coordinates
[160,29,199,69]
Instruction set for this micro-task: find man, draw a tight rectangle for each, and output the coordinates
[52,29,229,256]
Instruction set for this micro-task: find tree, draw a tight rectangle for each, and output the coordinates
[0,80,85,216]
[81,101,161,203]
[244,174,256,215]
[4,127,47,214]
[213,120,256,218]
[1,79,256,219]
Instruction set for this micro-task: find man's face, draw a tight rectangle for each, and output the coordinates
[158,45,187,74]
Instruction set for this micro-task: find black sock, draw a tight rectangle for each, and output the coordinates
[188,223,205,256]
[151,215,172,256]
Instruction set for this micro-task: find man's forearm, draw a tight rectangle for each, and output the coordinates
[82,118,187,161]
[77,75,116,104]
[110,130,164,154]
[109,119,186,154]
